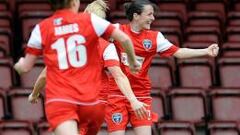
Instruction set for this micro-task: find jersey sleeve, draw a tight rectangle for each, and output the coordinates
[156,32,179,57]
[103,43,119,67]
[25,24,43,55]
[91,13,115,40]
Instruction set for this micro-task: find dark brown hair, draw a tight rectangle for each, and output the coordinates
[124,0,157,21]
[49,0,73,10]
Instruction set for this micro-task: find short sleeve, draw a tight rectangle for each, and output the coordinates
[26,24,42,55]
[91,13,115,39]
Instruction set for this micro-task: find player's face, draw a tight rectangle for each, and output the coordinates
[136,5,155,30]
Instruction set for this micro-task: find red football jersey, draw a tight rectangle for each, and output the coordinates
[97,38,119,101]
[26,9,115,104]
[109,24,179,97]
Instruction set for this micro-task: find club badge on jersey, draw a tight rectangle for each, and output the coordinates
[112,113,123,124]
[142,39,152,51]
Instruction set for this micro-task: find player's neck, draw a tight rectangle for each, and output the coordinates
[129,23,142,33]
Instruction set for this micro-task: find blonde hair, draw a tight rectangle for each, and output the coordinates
[84,0,108,19]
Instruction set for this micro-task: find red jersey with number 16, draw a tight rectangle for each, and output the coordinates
[25,9,115,104]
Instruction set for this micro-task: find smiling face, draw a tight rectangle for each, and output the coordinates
[134,4,155,30]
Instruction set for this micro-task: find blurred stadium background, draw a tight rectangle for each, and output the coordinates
[0,0,240,134]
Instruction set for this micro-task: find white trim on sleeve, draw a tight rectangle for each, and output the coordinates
[103,43,119,61]
[91,13,110,37]
[156,32,173,53]
[27,24,42,49]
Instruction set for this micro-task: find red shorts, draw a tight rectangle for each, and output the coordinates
[45,101,105,134]
[105,96,156,132]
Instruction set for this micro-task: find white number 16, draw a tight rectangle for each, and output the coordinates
[51,34,87,69]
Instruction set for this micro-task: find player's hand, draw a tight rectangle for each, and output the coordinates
[130,100,149,119]
[207,43,219,57]
[28,92,40,104]
[129,60,141,74]
[14,57,25,75]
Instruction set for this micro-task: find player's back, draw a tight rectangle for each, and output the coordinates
[29,10,112,103]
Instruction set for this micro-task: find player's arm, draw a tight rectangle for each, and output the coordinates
[110,29,140,73]
[14,54,38,75]
[91,14,139,73]
[173,43,219,59]
[107,66,148,119]
[14,24,42,74]
[28,67,46,104]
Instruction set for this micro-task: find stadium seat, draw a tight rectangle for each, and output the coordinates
[218,57,240,87]
[151,90,166,122]
[158,121,196,135]
[192,1,226,22]
[158,1,187,22]
[37,121,52,135]
[208,121,239,135]
[185,26,221,44]
[0,120,33,135]
[188,11,223,30]
[8,88,45,122]
[182,42,212,49]
[17,1,52,13]
[109,11,129,24]
[20,58,44,88]
[168,88,207,124]
[19,11,53,43]
[227,12,240,27]
[0,89,6,120]
[177,58,215,88]
[148,57,175,89]
[209,88,240,121]
[0,28,12,56]
[221,42,240,57]
[0,58,14,89]
[0,1,8,11]
[226,26,240,42]
[0,11,12,28]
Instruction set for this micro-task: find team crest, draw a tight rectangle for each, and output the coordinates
[112,113,122,124]
[142,39,152,51]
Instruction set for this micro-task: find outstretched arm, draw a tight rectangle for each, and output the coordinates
[107,66,148,119]
[174,43,219,59]
[14,54,38,75]
[28,67,46,104]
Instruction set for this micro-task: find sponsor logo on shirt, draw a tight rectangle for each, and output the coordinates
[121,53,145,68]
[112,113,123,124]
[54,18,63,26]
[142,39,152,51]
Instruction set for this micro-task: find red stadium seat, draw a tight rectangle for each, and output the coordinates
[151,90,166,122]
[0,1,8,11]
[218,57,240,87]
[0,89,6,119]
[37,121,52,135]
[0,120,33,135]
[19,11,53,43]
[177,58,215,88]
[188,11,223,30]
[226,26,240,43]
[168,88,207,124]
[8,88,45,122]
[0,28,12,56]
[185,26,221,44]
[17,1,52,13]
[148,57,175,89]
[20,58,44,88]
[182,42,211,49]
[227,12,240,27]
[0,58,14,89]
[158,1,187,22]
[192,1,226,22]
[0,11,12,28]
[158,121,196,135]
[209,88,240,121]
[208,121,239,135]
[221,42,240,57]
